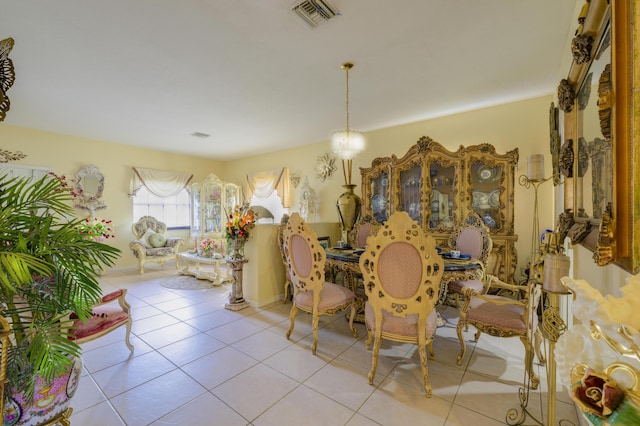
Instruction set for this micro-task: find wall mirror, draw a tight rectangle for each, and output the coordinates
[560,0,636,273]
[75,164,106,215]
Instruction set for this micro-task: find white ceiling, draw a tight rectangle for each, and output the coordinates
[1,0,577,161]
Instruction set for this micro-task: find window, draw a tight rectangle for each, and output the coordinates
[132,186,190,229]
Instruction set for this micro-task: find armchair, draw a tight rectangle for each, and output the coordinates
[456,274,544,389]
[130,216,184,274]
[68,289,134,353]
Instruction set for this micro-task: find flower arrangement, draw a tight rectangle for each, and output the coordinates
[198,238,220,258]
[225,203,256,259]
[77,217,114,240]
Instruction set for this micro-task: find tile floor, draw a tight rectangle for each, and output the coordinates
[69,266,581,426]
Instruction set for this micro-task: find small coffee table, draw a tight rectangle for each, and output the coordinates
[176,251,232,285]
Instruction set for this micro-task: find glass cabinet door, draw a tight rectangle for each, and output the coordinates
[223,182,242,218]
[468,161,503,231]
[427,161,456,230]
[202,175,223,234]
[361,159,392,223]
[398,163,422,225]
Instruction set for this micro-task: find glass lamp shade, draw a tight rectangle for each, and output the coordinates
[331,130,365,160]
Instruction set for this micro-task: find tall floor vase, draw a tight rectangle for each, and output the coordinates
[3,355,82,426]
[336,184,361,244]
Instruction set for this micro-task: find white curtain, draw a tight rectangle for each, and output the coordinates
[246,168,290,208]
[129,167,193,197]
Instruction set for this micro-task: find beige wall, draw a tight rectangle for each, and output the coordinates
[3,93,628,295]
[0,124,223,268]
[225,95,557,283]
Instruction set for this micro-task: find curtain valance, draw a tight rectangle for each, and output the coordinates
[246,168,290,208]
[129,167,193,198]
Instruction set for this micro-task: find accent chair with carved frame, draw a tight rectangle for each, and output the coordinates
[446,212,493,305]
[456,274,544,390]
[359,211,443,397]
[130,216,184,274]
[283,213,357,355]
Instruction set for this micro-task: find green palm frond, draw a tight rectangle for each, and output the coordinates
[0,173,121,399]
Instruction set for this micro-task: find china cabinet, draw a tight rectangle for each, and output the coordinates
[190,174,243,241]
[360,137,519,283]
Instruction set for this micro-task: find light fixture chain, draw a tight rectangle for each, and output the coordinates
[345,65,350,133]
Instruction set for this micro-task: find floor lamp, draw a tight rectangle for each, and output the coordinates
[511,159,574,426]
[506,171,551,425]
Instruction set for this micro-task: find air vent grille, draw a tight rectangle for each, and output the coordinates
[291,0,339,29]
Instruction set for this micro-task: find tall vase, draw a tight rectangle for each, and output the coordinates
[336,184,361,240]
[3,355,82,426]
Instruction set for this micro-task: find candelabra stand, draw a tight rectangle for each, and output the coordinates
[508,174,575,426]
[506,175,556,426]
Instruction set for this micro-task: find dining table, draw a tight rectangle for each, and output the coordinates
[324,246,483,324]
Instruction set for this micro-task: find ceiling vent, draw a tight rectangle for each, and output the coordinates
[291,0,339,29]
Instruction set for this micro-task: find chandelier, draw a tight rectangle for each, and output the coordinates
[331,62,365,185]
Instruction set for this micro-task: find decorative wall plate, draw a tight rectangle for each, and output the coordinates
[372,194,386,213]
[477,166,496,182]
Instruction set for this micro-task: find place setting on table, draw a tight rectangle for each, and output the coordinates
[324,242,484,322]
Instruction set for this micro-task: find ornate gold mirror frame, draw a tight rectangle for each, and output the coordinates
[558,0,637,273]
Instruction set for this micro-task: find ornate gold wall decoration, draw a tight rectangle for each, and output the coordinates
[549,102,561,185]
[598,63,612,142]
[568,220,591,244]
[594,202,615,266]
[557,79,576,112]
[571,34,594,64]
[559,139,574,178]
[0,149,26,163]
[0,37,15,122]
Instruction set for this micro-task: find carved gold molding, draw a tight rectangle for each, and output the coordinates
[0,149,26,163]
[557,79,576,112]
[0,37,15,122]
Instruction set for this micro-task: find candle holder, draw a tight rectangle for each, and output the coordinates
[507,174,575,426]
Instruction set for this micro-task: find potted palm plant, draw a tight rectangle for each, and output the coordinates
[0,173,120,425]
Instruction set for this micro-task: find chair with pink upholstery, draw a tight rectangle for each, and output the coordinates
[283,213,357,355]
[456,274,543,389]
[359,211,443,397]
[348,216,380,248]
[68,289,133,353]
[446,212,493,304]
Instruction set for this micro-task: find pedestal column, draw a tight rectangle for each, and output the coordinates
[225,258,250,311]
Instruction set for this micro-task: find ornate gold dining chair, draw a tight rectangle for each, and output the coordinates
[348,215,380,248]
[456,274,544,389]
[446,212,493,304]
[359,211,444,397]
[283,213,357,354]
[277,214,293,302]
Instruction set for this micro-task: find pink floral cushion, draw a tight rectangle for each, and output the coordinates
[70,304,129,340]
[294,281,355,311]
[467,295,538,331]
[364,302,438,339]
